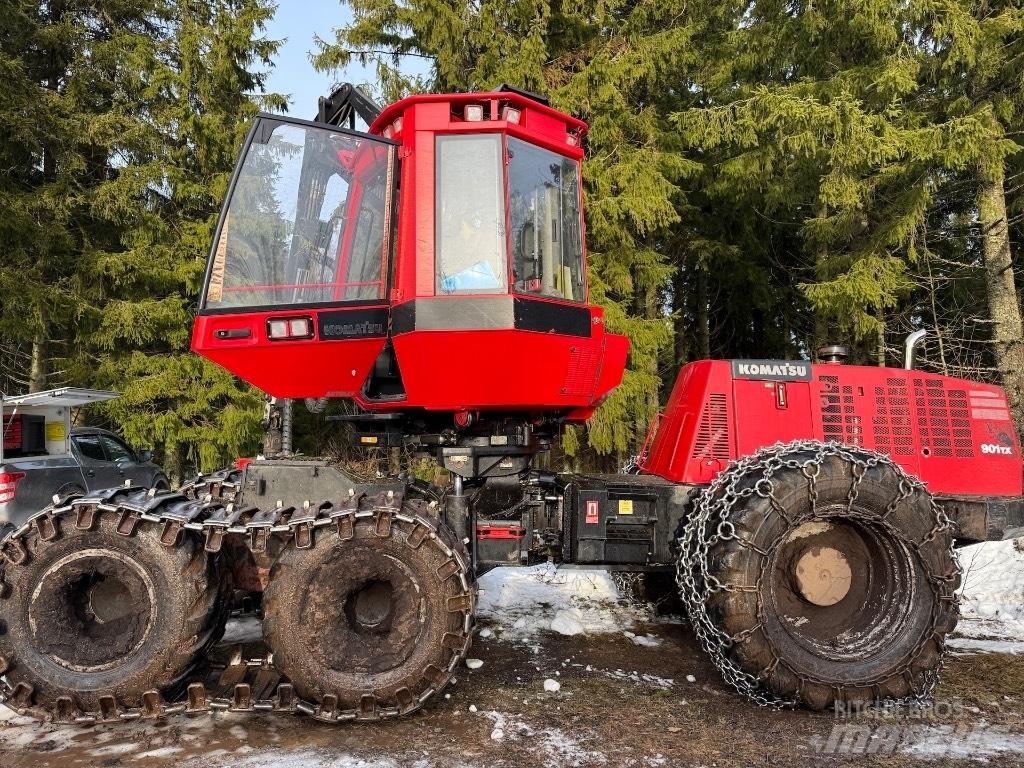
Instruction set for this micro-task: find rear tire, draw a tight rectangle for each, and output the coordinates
[0,507,224,718]
[678,442,959,710]
[263,501,474,720]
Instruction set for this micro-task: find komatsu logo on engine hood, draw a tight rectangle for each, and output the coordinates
[731,360,812,382]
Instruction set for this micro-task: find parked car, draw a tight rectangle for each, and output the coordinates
[2,390,168,529]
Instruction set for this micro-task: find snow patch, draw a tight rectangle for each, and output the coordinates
[948,637,1024,655]
[624,631,661,647]
[901,723,1024,761]
[551,609,586,636]
[570,663,674,689]
[954,540,1024,652]
[135,746,185,760]
[481,710,605,766]
[205,751,404,768]
[477,563,651,639]
[220,615,263,645]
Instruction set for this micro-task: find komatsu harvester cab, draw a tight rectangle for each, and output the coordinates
[192,88,628,425]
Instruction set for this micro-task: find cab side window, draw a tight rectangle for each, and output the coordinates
[435,134,507,294]
[508,137,584,301]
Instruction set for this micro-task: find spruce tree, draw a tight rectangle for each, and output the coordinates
[921,1,1024,426]
[0,1,162,392]
[82,0,285,479]
[675,0,992,360]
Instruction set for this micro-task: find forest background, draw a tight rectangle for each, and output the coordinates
[2,0,1022,480]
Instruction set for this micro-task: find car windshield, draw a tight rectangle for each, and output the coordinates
[204,118,397,310]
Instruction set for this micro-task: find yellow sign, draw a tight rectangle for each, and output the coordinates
[46,421,66,442]
[618,499,634,515]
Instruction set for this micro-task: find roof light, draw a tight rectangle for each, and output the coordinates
[566,133,579,146]
[392,116,403,134]
[501,106,521,124]
[382,125,394,139]
[267,316,313,341]
[464,104,484,121]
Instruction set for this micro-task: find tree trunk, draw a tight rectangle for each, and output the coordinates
[635,281,661,453]
[29,327,47,393]
[877,309,886,367]
[977,159,1024,431]
[695,266,710,359]
[672,264,690,370]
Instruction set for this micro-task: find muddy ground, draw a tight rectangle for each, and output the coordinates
[1,615,1023,768]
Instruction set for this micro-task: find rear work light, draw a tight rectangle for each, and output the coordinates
[0,471,26,504]
[464,104,484,121]
[501,106,521,124]
[267,316,314,341]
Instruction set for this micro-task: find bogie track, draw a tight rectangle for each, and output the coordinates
[0,484,474,724]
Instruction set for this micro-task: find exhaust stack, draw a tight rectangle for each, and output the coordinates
[818,345,849,365]
[904,330,927,370]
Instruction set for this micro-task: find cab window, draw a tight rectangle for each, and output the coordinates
[508,137,584,301]
[204,119,396,309]
[435,134,507,294]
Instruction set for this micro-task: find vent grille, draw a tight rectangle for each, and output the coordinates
[913,378,973,458]
[562,346,601,397]
[692,393,731,461]
[820,375,864,446]
[871,377,913,457]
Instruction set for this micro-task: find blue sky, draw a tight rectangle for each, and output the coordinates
[263,1,428,118]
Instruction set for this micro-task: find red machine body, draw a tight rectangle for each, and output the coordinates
[191,90,628,422]
[640,359,1023,499]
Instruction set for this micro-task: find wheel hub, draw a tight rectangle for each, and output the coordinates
[770,514,916,663]
[349,579,394,631]
[28,549,156,673]
[793,546,851,607]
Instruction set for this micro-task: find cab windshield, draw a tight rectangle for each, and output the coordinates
[204,118,396,310]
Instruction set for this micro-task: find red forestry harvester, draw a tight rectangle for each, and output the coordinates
[1,86,1021,723]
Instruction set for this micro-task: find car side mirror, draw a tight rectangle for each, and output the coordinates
[138,450,153,463]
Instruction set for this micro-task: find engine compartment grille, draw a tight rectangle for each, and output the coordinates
[692,393,731,460]
[913,377,973,458]
[818,374,974,459]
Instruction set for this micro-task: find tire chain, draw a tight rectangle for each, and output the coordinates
[0,483,475,725]
[676,439,960,709]
[179,468,242,503]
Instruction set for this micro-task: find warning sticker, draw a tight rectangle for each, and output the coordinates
[45,421,65,442]
[585,500,599,524]
[617,499,634,515]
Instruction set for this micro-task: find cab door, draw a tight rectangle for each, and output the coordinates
[192,115,399,399]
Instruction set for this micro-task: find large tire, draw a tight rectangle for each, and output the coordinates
[678,442,959,710]
[0,507,224,718]
[263,501,474,721]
